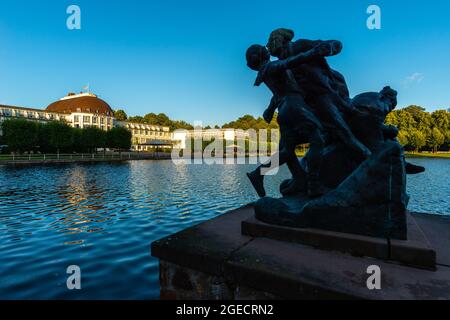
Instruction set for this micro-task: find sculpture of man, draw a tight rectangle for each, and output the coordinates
[245,43,332,198]
[350,86,425,174]
[266,28,372,160]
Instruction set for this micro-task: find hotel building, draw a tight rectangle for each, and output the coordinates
[0,92,172,151]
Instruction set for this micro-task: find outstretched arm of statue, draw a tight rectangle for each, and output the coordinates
[270,43,333,74]
[263,96,279,123]
[294,39,343,56]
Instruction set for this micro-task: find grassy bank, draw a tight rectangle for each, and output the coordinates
[294,150,449,159]
[405,152,450,159]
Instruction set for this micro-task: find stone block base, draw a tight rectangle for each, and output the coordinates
[242,213,436,270]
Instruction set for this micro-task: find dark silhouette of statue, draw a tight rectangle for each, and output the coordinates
[245,29,426,240]
[266,29,371,161]
[245,43,339,198]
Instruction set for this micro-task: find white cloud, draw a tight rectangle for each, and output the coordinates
[402,72,424,88]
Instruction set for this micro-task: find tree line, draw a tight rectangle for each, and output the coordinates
[114,110,194,131]
[219,107,450,153]
[385,106,450,152]
[116,106,450,153]
[1,119,132,154]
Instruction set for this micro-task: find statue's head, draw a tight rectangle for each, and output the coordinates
[267,28,294,58]
[380,86,398,111]
[246,45,270,71]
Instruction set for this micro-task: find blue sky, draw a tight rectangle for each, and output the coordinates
[1,0,449,125]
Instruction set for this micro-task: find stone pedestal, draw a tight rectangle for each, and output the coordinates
[151,206,450,300]
[242,213,436,270]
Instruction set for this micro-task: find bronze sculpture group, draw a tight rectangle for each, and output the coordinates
[245,28,425,240]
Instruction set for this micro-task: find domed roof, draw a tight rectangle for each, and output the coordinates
[46,93,114,116]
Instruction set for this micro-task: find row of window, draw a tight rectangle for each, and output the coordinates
[73,115,111,125]
[0,108,64,121]
[74,124,109,129]
[132,129,169,137]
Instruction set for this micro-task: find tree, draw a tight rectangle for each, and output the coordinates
[107,127,132,152]
[444,130,450,151]
[408,129,427,152]
[1,119,38,153]
[404,105,431,132]
[431,110,450,132]
[80,127,107,153]
[127,115,145,123]
[171,120,194,130]
[46,121,73,154]
[114,109,128,121]
[71,128,84,153]
[427,128,445,153]
[387,109,416,131]
[397,130,409,147]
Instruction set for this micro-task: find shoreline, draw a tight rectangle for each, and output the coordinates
[405,152,450,159]
[0,152,172,166]
[1,151,449,166]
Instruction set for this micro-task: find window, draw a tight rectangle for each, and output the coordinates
[83,116,90,123]
[92,117,98,123]
[74,115,80,123]
[100,117,104,124]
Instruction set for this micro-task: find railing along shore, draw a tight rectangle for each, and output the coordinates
[0,152,172,164]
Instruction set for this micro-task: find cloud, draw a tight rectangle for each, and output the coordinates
[402,72,424,88]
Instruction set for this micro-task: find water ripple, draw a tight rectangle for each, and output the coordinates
[0,158,448,299]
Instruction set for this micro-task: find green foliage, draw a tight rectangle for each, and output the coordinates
[431,110,450,132]
[1,119,38,152]
[407,129,427,152]
[46,121,73,153]
[397,130,409,147]
[127,112,194,131]
[427,128,445,153]
[81,127,107,152]
[222,114,279,130]
[127,115,145,123]
[386,107,450,152]
[114,109,128,121]
[1,119,131,154]
[107,127,132,150]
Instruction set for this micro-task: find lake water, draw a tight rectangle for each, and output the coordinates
[0,157,448,299]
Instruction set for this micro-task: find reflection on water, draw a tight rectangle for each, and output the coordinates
[0,158,448,299]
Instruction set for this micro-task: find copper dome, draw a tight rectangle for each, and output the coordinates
[46,93,114,116]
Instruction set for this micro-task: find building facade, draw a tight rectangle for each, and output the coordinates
[0,92,173,150]
[119,121,172,151]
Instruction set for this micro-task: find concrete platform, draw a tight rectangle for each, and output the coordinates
[242,213,436,270]
[151,206,450,300]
